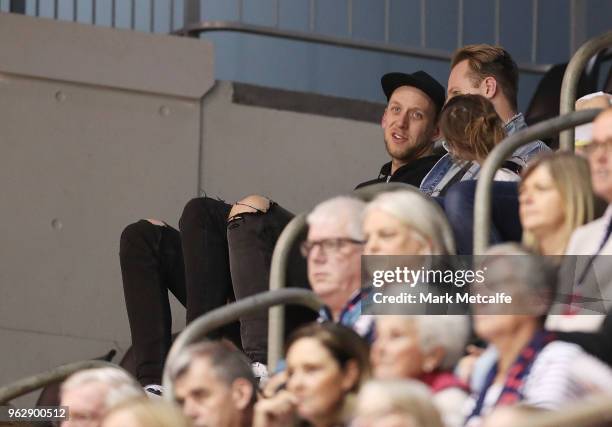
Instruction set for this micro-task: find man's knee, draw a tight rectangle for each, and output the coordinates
[228,195,270,220]
[180,196,231,231]
[444,181,477,220]
[120,219,163,255]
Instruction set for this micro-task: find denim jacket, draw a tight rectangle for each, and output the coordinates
[419,113,550,196]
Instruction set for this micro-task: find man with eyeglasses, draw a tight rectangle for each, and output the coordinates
[567,107,612,255]
[301,196,372,338]
[118,70,444,388]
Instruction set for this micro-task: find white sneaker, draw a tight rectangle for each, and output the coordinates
[251,362,269,386]
[144,384,164,399]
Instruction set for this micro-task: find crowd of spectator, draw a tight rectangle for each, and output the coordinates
[50,42,612,427]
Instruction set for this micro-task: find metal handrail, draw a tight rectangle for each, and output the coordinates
[267,213,307,372]
[0,360,120,404]
[174,21,550,74]
[559,31,612,150]
[161,288,323,401]
[473,109,602,254]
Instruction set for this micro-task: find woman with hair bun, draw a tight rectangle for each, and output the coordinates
[439,94,520,182]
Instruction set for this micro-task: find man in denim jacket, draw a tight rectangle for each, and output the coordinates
[421,44,549,197]
[421,44,550,253]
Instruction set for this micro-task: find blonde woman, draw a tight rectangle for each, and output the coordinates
[519,152,595,256]
[362,190,456,256]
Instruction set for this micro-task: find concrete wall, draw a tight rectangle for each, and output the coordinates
[199,82,385,212]
[0,12,386,403]
[5,1,612,113]
[0,12,213,404]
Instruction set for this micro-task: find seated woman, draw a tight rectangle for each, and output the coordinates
[437,94,523,254]
[353,379,444,427]
[439,94,521,183]
[362,190,456,256]
[254,322,370,427]
[464,243,612,427]
[466,153,602,397]
[361,190,468,426]
[371,316,469,427]
[519,151,595,256]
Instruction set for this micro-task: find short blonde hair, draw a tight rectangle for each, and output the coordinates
[101,398,191,427]
[364,191,455,255]
[520,152,595,253]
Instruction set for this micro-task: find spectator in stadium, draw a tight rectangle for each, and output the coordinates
[361,190,458,317]
[545,108,612,334]
[566,108,612,255]
[439,94,520,182]
[421,44,548,196]
[423,44,550,254]
[60,367,144,427]
[519,152,595,256]
[253,322,370,427]
[119,70,446,386]
[371,316,469,427]
[574,92,612,155]
[362,190,456,256]
[300,196,373,337]
[101,398,191,427]
[167,341,256,427]
[353,380,444,427]
[464,243,612,427]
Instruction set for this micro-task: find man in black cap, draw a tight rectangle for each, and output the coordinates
[356,70,445,188]
[118,71,446,390]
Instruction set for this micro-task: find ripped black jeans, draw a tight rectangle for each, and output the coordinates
[119,197,312,385]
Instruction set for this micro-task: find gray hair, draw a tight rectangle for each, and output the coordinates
[168,341,256,399]
[357,379,444,427]
[307,196,366,241]
[364,191,455,255]
[60,367,144,410]
[480,243,558,302]
[414,315,470,370]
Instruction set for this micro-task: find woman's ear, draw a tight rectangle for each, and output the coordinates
[231,378,255,410]
[422,346,446,373]
[341,359,361,392]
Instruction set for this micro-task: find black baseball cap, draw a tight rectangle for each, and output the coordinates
[381,71,446,115]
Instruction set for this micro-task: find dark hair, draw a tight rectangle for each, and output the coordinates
[439,94,506,162]
[451,44,519,111]
[169,341,257,403]
[285,322,371,391]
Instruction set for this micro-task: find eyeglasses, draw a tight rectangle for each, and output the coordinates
[299,238,364,257]
[582,139,612,156]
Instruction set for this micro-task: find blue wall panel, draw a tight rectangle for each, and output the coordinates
[315,0,348,37]
[278,0,311,32]
[426,0,458,51]
[537,0,570,64]
[388,0,421,47]
[462,0,495,46]
[353,0,385,42]
[243,0,277,27]
[500,0,532,63]
[201,0,239,21]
